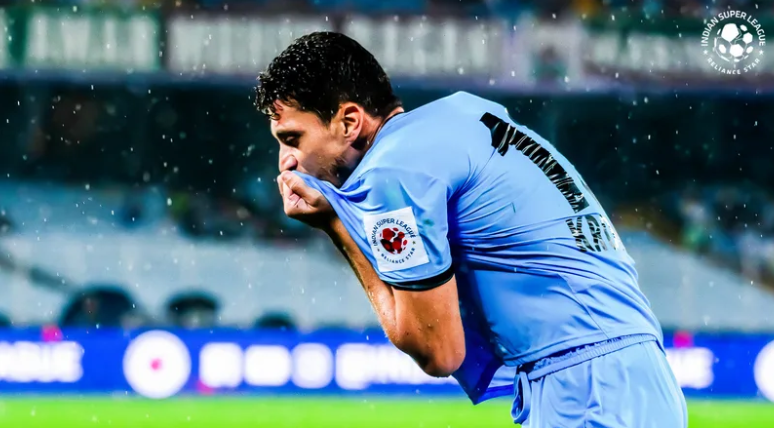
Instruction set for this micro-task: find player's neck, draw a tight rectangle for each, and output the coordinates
[336,107,405,187]
[366,107,405,148]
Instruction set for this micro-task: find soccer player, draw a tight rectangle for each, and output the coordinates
[256,32,687,427]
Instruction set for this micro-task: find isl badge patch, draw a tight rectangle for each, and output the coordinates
[363,207,429,273]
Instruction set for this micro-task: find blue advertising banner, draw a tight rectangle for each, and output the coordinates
[0,328,773,401]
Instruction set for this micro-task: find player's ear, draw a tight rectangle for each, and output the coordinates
[338,102,364,142]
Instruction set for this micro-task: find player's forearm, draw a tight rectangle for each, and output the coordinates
[323,217,456,376]
[323,217,401,341]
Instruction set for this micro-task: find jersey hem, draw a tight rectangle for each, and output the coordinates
[526,334,657,381]
[502,328,663,367]
[468,332,661,405]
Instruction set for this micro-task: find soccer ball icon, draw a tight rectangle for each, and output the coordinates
[713,22,755,63]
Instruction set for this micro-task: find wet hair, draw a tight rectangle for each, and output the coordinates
[256,32,402,124]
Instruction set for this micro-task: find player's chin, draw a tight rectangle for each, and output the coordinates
[318,172,341,187]
[321,162,350,188]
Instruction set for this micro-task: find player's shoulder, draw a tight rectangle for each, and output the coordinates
[391,91,516,155]
[409,91,510,125]
[365,92,502,164]
[344,92,510,191]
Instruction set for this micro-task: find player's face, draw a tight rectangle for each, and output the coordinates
[271,100,356,187]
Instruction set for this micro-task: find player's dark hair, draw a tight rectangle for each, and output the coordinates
[256,32,402,124]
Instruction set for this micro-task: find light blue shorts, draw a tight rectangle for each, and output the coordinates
[512,340,688,427]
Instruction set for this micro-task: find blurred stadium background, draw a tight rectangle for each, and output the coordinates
[0,0,774,426]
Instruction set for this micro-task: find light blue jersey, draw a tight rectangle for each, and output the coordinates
[299,91,664,406]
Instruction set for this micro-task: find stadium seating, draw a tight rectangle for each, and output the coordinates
[3,181,774,332]
[624,229,774,331]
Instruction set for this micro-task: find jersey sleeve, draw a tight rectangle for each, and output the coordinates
[311,166,454,290]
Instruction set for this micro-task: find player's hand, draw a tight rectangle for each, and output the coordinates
[277,171,335,229]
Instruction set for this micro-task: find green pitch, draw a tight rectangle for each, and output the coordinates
[0,397,772,428]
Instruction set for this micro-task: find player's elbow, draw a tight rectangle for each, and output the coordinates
[420,348,465,378]
[394,333,465,378]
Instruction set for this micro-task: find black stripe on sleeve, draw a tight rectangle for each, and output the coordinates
[385,268,455,291]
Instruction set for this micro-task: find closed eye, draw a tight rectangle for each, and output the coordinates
[276,130,302,147]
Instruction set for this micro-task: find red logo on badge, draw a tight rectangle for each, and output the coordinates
[380,227,407,254]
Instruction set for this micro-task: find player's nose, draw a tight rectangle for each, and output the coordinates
[279,150,298,173]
